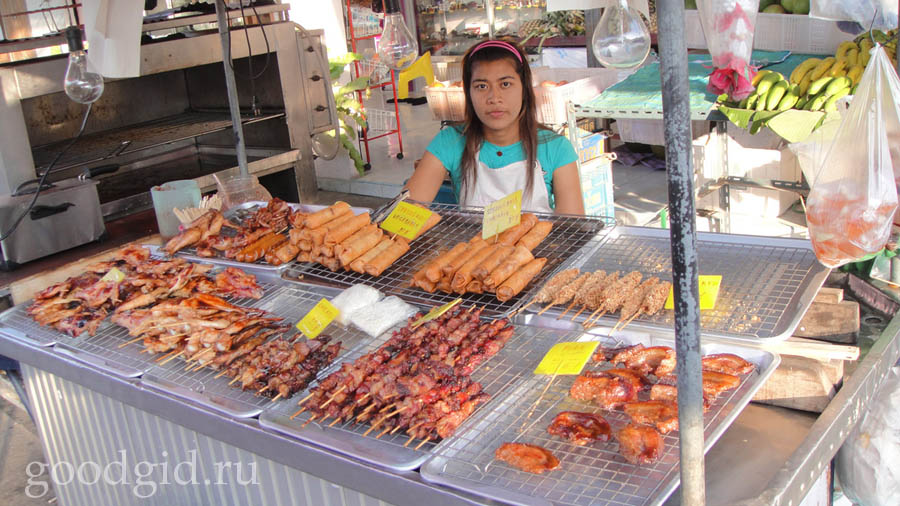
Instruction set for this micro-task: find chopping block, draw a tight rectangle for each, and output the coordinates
[752,287,859,413]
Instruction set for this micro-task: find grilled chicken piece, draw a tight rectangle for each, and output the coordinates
[569,371,638,409]
[547,411,611,445]
[494,443,560,474]
[701,353,755,376]
[623,400,679,434]
[617,423,663,465]
[610,344,677,377]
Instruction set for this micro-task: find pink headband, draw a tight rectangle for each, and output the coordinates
[470,40,523,63]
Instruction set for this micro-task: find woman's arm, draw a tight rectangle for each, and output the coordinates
[551,161,585,215]
[405,151,449,203]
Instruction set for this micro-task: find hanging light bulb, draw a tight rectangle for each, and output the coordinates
[376,0,419,71]
[63,26,104,104]
[591,0,651,69]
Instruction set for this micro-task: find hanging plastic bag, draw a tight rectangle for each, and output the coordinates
[805,44,900,268]
[835,366,900,506]
[697,0,760,100]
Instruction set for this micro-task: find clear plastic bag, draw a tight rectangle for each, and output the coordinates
[811,0,898,32]
[696,0,760,100]
[806,45,900,268]
[214,172,272,212]
[835,366,900,506]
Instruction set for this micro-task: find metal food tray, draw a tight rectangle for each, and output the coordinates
[528,226,829,342]
[140,283,370,418]
[175,201,372,275]
[421,316,779,506]
[260,320,578,472]
[283,203,615,319]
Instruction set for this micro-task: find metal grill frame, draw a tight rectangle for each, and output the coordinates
[526,227,829,342]
[420,327,779,506]
[260,321,577,472]
[284,203,616,319]
[139,284,372,419]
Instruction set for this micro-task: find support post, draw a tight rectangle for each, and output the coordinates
[656,0,705,504]
[215,0,250,177]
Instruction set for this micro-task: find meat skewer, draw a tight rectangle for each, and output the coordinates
[562,269,607,320]
[617,280,673,332]
[514,268,580,315]
[537,271,592,316]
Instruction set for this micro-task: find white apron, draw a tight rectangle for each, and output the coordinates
[460,150,552,213]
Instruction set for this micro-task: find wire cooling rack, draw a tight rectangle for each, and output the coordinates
[420,332,778,506]
[260,320,579,472]
[140,284,373,419]
[529,227,829,342]
[284,203,615,319]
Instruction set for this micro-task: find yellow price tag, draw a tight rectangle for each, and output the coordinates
[296,298,340,339]
[534,341,600,375]
[412,298,462,329]
[664,275,722,310]
[380,201,433,240]
[100,267,126,283]
[482,190,522,240]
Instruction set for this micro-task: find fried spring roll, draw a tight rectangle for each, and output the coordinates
[423,243,468,283]
[443,239,489,276]
[472,244,515,281]
[517,221,553,251]
[265,242,299,266]
[497,258,548,301]
[466,279,483,294]
[289,228,304,246]
[324,212,370,246]
[350,237,393,273]
[436,277,453,293]
[452,243,499,293]
[296,250,311,263]
[365,238,410,276]
[339,224,383,266]
[335,222,377,258]
[413,271,437,293]
[494,213,538,245]
[485,245,534,289]
[309,212,356,246]
[304,201,352,229]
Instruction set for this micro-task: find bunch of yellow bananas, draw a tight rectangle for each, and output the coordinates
[739,69,852,113]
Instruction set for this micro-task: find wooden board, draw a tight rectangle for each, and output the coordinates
[793,300,859,344]
[752,355,843,413]
[9,235,162,305]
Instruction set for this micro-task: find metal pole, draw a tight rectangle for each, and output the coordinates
[215,0,250,177]
[655,0,705,504]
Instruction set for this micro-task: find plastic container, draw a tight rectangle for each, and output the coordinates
[150,179,201,238]
[531,67,637,125]
[214,174,271,212]
[683,10,851,54]
[425,84,467,122]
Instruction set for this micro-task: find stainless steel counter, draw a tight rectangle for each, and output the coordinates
[2,305,898,505]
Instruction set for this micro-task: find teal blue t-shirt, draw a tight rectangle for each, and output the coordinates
[425,126,578,209]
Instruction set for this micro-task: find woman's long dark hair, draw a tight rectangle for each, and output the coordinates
[459,39,546,201]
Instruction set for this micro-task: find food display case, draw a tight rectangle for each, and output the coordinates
[414,0,547,56]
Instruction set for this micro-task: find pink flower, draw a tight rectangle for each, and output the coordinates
[707,53,756,100]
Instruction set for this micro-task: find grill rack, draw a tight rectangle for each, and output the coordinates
[140,284,371,419]
[529,227,829,342]
[260,321,577,472]
[421,330,778,506]
[284,203,615,319]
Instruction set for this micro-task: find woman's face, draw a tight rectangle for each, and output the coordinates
[469,58,523,138]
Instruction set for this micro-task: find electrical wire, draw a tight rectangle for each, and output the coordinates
[227,2,272,81]
[0,103,93,242]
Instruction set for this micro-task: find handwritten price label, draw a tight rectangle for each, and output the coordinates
[412,298,462,329]
[381,201,433,240]
[664,275,722,310]
[482,190,522,240]
[100,267,126,283]
[296,298,340,339]
[534,341,600,375]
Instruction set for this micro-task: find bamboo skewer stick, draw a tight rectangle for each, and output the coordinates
[296,392,315,406]
[328,417,343,428]
[157,351,184,366]
[613,312,641,333]
[570,306,587,321]
[214,369,230,379]
[301,415,319,428]
[414,437,432,450]
[155,349,181,362]
[319,385,347,409]
[229,376,241,386]
[355,393,371,405]
[557,299,578,319]
[390,424,404,435]
[376,426,393,439]
[536,302,556,316]
[118,335,146,348]
[289,407,306,420]
[270,393,283,403]
[257,385,270,394]
[520,366,561,433]
[378,402,397,414]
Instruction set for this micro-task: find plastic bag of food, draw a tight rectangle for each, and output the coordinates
[349,296,417,337]
[697,0,760,100]
[214,172,271,212]
[835,366,900,506]
[331,284,383,326]
[805,44,900,268]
